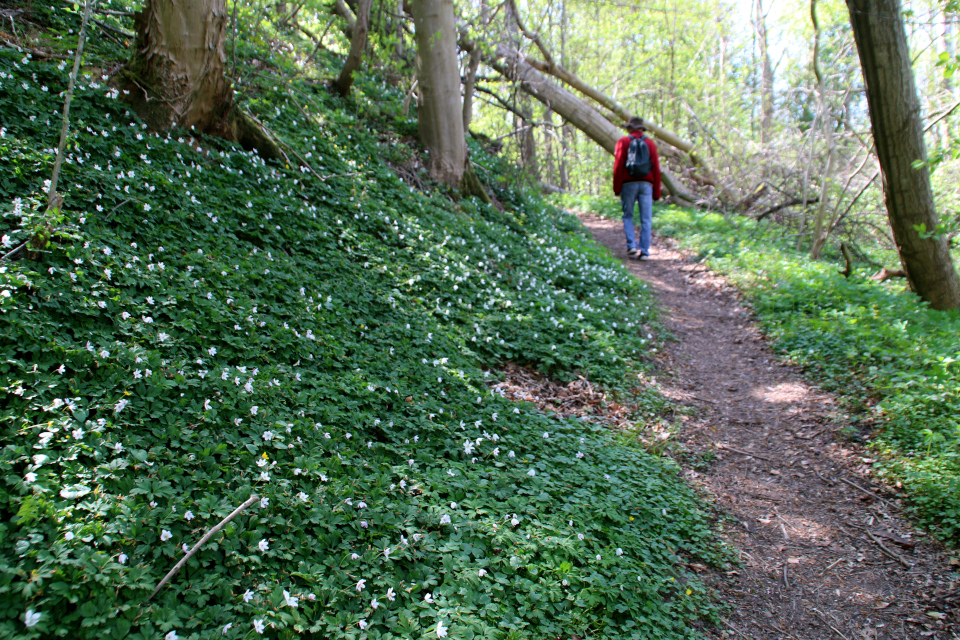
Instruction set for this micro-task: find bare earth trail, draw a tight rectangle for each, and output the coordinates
[575,212,959,640]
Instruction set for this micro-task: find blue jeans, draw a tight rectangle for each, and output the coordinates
[620,181,652,254]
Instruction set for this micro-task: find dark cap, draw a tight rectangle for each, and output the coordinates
[624,117,647,131]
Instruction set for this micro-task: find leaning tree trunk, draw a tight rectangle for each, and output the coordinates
[333,0,372,96]
[411,0,466,186]
[118,0,281,159]
[846,0,960,310]
[487,45,697,203]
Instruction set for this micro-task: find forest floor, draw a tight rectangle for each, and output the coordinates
[574,211,960,640]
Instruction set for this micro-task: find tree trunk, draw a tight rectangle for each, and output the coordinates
[810,0,837,259]
[333,0,371,96]
[519,97,539,178]
[411,0,466,186]
[121,0,234,135]
[118,0,282,160]
[755,0,774,145]
[462,45,481,130]
[559,123,572,190]
[846,0,960,310]
[543,108,556,185]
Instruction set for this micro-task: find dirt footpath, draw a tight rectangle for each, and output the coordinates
[576,211,959,640]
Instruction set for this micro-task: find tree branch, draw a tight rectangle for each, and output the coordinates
[47,0,96,211]
[144,495,259,603]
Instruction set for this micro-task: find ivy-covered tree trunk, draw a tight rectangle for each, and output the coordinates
[410,0,466,186]
[118,0,281,159]
[846,0,960,310]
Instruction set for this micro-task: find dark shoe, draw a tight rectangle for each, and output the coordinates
[627,249,642,258]
[638,253,650,261]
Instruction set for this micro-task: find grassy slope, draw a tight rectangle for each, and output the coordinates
[0,7,726,639]
[566,195,960,545]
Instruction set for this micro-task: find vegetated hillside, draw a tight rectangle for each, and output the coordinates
[568,196,960,545]
[0,10,726,640]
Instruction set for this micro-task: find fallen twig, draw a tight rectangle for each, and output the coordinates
[811,608,851,640]
[864,529,912,568]
[144,494,259,604]
[814,470,835,486]
[1,38,73,60]
[1,239,30,262]
[818,557,844,576]
[792,428,824,440]
[716,443,776,463]
[834,475,894,507]
[720,619,752,640]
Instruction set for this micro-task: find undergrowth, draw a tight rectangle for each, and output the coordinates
[0,5,727,639]
[565,195,960,546]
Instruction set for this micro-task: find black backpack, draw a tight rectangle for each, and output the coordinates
[625,135,652,177]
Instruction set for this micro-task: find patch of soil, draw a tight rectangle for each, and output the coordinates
[575,211,959,640]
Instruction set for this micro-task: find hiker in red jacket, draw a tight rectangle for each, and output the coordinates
[613,117,661,259]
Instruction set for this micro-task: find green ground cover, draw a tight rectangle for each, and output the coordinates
[566,195,960,546]
[0,7,727,638]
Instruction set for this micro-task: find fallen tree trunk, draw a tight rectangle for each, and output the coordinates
[501,0,696,155]
[754,196,819,221]
[486,45,699,204]
[499,1,730,198]
[520,57,697,153]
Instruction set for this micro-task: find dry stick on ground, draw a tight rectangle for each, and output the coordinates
[812,608,851,640]
[721,619,753,640]
[144,494,259,603]
[864,529,912,568]
[833,475,895,507]
[1,38,72,60]
[819,557,845,576]
[717,442,776,463]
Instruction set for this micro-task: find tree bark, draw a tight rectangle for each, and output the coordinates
[411,0,466,186]
[810,0,837,259]
[333,0,371,96]
[120,0,234,135]
[118,0,281,160]
[543,108,556,185]
[754,0,774,145]
[846,0,960,309]
[461,43,481,130]
[332,0,357,34]
[519,97,539,178]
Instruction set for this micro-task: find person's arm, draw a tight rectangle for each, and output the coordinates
[648,138,661,201]
[613,137,625,195]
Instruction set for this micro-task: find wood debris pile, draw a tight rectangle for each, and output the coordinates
[490,363,632,427]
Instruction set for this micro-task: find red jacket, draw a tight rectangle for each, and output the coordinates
[613,131,661,200]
